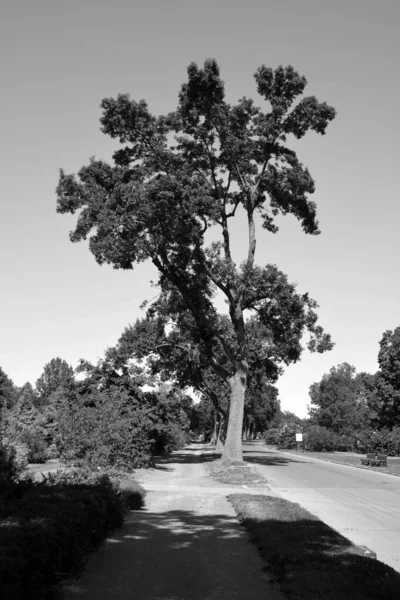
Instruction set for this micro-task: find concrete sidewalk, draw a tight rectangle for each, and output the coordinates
[62,449,284,600]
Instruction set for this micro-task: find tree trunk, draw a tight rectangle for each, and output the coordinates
[216,413,226,452]
[242,417,249,441]
[249,422,255,440]
[222,369,246,463]
[210,410,219,446]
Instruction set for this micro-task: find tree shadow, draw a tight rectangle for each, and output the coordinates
[230,494,400,599]
[154,450,221,468]
[63,496,400,600]
[62,507,272,599]
[243,450,308,467]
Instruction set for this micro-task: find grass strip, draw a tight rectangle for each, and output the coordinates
[263,445,400,476]
[292,450,400,476]
[229,493,400,600]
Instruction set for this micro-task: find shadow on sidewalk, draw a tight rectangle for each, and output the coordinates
[154,450,221,469]
[63,508,274,600]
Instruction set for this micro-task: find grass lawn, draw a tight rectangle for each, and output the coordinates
[277,449,400,476]
[229,493,400,600]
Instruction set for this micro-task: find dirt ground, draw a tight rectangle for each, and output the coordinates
[62,446,284,600]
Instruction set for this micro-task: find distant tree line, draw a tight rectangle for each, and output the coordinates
[0,349,193,470]
[265,326,400,455]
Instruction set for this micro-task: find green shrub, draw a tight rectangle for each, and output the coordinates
[0,443,27,486]
[303,426,340,451]
[359,428,400,457]
[44,467,146,510]
[277,423,298,449]
[0,469,130,600]
[20,429,48,463]
[45,443,59,460]
[119,479,146,510]
[154,422,189,454]
[264,428,280,445]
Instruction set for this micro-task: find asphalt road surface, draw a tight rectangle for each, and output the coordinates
[243,441,400,572]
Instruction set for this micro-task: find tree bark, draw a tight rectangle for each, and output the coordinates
[210,410,219,446]
[249,422,255,440]
[222,368,246,462]
[216,412,226,452]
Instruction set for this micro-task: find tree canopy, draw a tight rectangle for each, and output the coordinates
[36,358,75,402]
[375,327,400,428]
[57,59,336,461]
[308,363,372,435]
[0,366,17,422]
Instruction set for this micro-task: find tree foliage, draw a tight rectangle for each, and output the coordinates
[61,355,192,469]
[375,327,400,428]
[308,363,372,436]
[0,367,18,428]
[56,59,336,461]
[35,357,75,402]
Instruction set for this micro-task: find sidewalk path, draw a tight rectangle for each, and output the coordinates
[62,447,284,600]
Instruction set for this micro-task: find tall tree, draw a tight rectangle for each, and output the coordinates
[4,382,42,439]
[56,60,335,462]
[375,327,400,428]
[309,363,371,435]
[0,367,18,431]
[36,358,75,401]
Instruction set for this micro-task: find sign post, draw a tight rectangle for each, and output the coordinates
[295,433,303,453]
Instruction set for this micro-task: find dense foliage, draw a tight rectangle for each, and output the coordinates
[308,363,372,435]
[263,326,400,454]
[114,314,280,446]
[1,352,191,472]
[0,461,145,600]
[375,327,400,428]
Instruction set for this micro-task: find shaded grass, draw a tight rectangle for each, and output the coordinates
[229,494,400,600]
[207,459,268,486]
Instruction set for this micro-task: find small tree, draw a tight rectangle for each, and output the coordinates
[57,60,335,462]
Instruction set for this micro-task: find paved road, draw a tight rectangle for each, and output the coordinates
[243,442,400,572]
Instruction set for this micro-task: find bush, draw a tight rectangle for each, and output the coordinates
[0,443,27,486]
[44,467,146,510]
[154,422,189,454]
[356,428,400,457]
[303,426,340,452]
[20,429,48,463]
[0,468,129,600]
[45,443,59,461]
[277,423,298,449]
[264,428,280,445]
[119,479,146,510]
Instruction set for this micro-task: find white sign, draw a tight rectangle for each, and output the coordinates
[296,433,303,442]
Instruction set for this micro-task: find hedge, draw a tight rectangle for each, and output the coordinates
[0,469,145,600]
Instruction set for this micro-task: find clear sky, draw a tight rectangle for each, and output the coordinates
[1,0,399,417]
